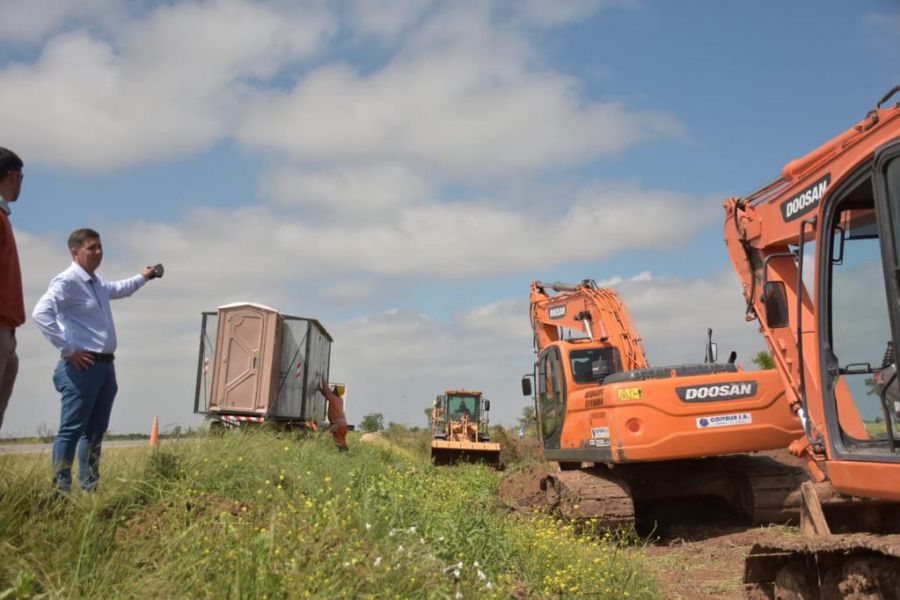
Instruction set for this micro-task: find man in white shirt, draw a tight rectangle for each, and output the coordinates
[33,228,160,492]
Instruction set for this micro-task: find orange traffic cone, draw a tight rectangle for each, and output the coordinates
[149,416,160,447]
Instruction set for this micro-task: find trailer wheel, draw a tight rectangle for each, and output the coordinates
[208,420,225,436]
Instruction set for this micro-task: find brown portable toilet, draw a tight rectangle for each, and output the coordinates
[209,303,284,416]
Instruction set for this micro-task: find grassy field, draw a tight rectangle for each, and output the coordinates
[0,429,657,599]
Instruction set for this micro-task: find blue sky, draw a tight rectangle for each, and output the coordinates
[2,0,898,436]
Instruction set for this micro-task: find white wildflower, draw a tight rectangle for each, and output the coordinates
[453,569,461,579]
[455,592,463,599]
[473,560,480,568]
[398,545,404,552]
[374,556,382,567]
[342,562,350,568]
[408,526,417,533]
[477,570,486,581]
[486,581,494,590]
[365,523,372,530]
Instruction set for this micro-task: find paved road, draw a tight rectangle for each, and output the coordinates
[0,439,154,454]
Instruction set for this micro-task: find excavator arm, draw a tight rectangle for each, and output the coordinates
[529,279,649,372]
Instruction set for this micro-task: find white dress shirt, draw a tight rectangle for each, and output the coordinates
[32,262,146,357]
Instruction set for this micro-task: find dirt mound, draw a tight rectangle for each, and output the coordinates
[359,432,386,445]
[359,431,420,460]
[490,431,544,466]
[826,556,900,600]
[744,533,900,599]
[498,462,554,514]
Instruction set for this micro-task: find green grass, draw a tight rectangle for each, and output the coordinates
[0,431,656,598]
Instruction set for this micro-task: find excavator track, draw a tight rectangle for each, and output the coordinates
[541,466,635,528]
[537,454,859,531]
[717,455,825,524]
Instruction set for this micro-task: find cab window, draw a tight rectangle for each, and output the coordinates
[826,176,900,450]
[570,347,623,383]
[538,349,565,440]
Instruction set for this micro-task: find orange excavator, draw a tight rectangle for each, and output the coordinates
[724,85,900,596]
[522,279,807,529]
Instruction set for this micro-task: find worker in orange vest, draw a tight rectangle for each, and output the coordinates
[319,380,348,451]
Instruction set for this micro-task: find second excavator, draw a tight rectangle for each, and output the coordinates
[522,279,809,530]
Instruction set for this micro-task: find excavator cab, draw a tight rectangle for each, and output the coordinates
[811,142,900,467]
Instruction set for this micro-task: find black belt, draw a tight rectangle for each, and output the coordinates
[88,352,115,363]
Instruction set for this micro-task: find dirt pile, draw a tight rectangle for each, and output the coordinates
[498,462,554,514]
[745,533,900,600]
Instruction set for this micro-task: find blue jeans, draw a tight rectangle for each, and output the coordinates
[51,360,117,491]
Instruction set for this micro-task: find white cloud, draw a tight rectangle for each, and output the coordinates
[237,3,680,178]
[346,0,434,38]
[513,0,631,27]
[91,181,714,281]
[458,298,531,343]
[320,280,379,305]
[1,0,675,178]
[0,0,123,44]
[329,306,533,426]
[0,0,334,170]
[613,272,767,367]
[260,162,432,216]
[597,270,652,287]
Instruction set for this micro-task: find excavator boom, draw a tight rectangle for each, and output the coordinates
[530,279,648,371]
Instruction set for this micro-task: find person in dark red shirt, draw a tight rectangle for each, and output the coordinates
[319,380,349,451]
[0,147,24,432]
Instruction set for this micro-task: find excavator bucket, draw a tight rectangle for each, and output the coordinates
[431,440,502,468]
